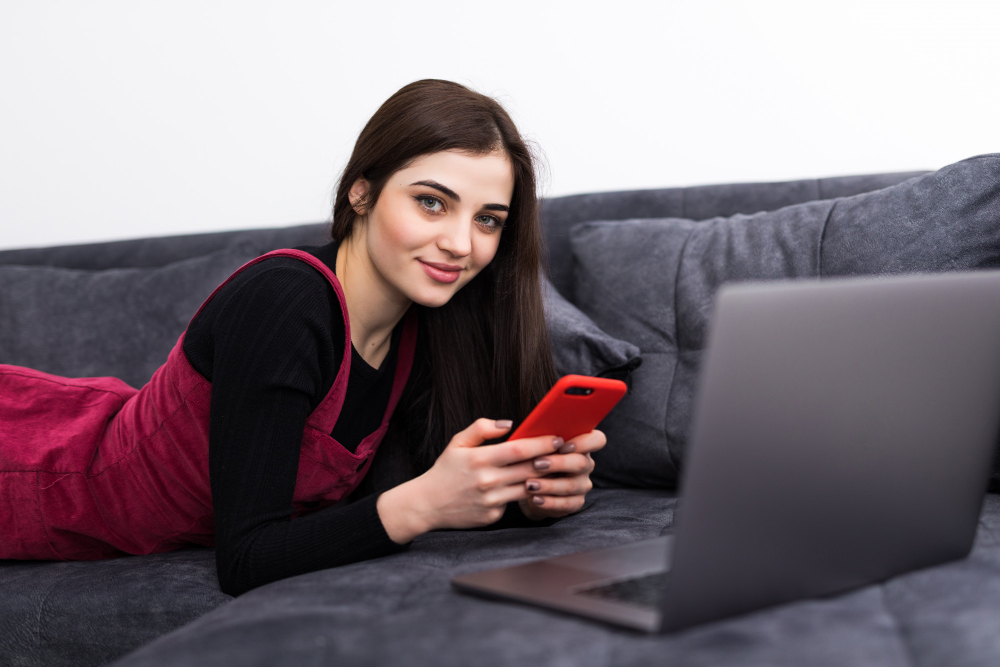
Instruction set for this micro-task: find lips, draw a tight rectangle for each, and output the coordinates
[418,259,463,284]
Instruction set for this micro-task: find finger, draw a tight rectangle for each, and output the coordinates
[481,435,563,466]
[484,482,531,507]
[490,460,542,487]
[555,429,607,455]
[449,418,514,449]
[468,453,584,491]
[526,493,586,516]
[524,475,593,497]
[489,458,582,487]
[528,452,594,476]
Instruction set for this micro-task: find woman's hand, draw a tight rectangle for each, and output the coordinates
[376,419,564,543]
[518,429,605,521]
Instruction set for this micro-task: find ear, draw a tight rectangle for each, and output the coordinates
[348,178,370,215]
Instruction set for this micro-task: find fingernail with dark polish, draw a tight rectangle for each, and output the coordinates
[553,437,564,448]
[494,419,513,429]
[558,443,576,454]
[532,496,545,505]
[533,459,551,471]
[526,481,541,491]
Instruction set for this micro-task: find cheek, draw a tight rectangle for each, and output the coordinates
[367,209,426,264]
[472,233,502,270]
[388,218,425,249]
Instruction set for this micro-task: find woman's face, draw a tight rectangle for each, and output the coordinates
[351,149,514,308]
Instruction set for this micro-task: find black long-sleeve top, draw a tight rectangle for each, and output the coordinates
[184,242,542,596]
[183,242,408,596]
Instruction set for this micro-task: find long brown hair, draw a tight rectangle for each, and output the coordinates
[332,79,557,470]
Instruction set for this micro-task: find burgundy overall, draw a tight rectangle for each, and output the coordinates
[0,249,417,560]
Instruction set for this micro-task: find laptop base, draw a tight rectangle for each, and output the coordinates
[451,536,671,632]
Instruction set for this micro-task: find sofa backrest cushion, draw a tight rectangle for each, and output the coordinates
[572,154,1000,488]
[542,277,641,381]
[541,171,928,300]
[0,242,263,388]
[0,223,330,271]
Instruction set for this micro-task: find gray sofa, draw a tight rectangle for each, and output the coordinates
[4,158,1000,667]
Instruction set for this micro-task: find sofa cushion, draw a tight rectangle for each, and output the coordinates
[0,242,263,388]
[109,492,1000,667]
[572,154,1000,488]
[0,223,330,271]
[540,171,927,301]
[573,206,828,488]
[0,548,229,667]
[542,277,641,380]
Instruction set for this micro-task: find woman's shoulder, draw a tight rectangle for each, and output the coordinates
[231,244,338,292]
[186,243,344,343]
[207,244,341,312]
[183,242,346,380]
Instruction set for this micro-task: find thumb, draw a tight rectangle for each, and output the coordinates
[448,418,513,449]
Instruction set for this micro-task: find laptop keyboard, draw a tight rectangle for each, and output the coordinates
[574,571,669,608]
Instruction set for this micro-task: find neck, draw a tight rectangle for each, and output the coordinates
[336,228,411,368]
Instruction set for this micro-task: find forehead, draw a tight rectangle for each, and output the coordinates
[392,150,514,204]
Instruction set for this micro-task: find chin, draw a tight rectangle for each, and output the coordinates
[409,288,458,309]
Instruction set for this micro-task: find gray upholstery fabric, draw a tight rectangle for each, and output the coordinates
[0,223,329,271]
[0,548,228,667]
[540,171,928,300]
[572,155,1000,488]
[109,491,1000,667]
[822,158,1000,276]
[0,242,262,388]
[542,277,641,379]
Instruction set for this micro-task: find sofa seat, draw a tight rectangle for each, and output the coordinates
[0,548,228,666]
[107,488,1000,667]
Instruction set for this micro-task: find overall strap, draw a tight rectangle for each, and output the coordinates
[189,249,347,330]
[381,308,419,421]
[188,247,352,412]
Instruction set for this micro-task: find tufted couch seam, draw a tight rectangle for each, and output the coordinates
[817,198,839,278]
[877,585,919,667]
[664,223,698,475]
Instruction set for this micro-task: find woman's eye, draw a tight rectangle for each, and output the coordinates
[416,195,443,213]
[476,215,504,231]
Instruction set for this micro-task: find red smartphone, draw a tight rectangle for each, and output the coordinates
[508,375,627,442]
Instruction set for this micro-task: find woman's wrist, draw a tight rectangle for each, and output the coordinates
[376,476,434,544]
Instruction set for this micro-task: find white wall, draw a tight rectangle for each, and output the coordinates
[1,0,998,251]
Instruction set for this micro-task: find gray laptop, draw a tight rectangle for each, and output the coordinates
[452,271,1000,632]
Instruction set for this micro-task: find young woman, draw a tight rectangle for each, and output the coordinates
[0,80,605,595]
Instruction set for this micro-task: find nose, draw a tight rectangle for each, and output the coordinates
[436,216,472,258]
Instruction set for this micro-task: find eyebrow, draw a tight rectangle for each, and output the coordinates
[410,180,509,213]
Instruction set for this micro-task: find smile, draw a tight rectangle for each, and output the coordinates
[418,259,463,284]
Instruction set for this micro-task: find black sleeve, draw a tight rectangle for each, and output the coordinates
[193,261,406,596]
